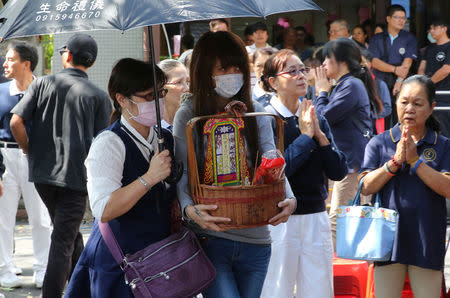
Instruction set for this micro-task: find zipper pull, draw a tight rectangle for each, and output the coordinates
[163,272,170,280]
[130,281,137,289]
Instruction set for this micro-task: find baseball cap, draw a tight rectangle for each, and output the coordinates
[58,33,98,64]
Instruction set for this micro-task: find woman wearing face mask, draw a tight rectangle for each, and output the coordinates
[313,38,383,249]
[66,58,173,297]
[173,31,296,298]
[157,59,189,132]
[360,75,450,298]
[259,50,347,298]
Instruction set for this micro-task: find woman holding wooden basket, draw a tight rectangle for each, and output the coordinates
[173,31,296,298]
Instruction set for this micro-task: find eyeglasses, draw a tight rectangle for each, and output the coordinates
[132,88,168,101]
[391,16,406,21]
[277,67,310,77]
[328,28,345,34]
[166,81,189,87]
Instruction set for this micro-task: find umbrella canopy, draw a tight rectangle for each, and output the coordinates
[0,0,323,183]
[0,0,322,40]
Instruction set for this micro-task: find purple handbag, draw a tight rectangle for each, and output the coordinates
[98,223,216,298]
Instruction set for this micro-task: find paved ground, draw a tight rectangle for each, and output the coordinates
[0,221,92,298]
[2,222,450,297]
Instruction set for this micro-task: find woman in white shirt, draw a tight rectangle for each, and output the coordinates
[66,58,174,297]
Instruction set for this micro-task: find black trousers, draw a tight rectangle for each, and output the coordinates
[35,183,87,298]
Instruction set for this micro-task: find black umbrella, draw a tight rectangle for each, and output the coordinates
[0,0,324,181]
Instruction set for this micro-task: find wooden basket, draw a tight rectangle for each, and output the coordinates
[186,112,285,229]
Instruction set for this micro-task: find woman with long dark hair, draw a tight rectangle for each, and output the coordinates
[66,58,174,297]
[173,31,296,298]
[313,37,383,248]
[360,75,450,298]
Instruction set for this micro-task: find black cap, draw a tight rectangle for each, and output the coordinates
[252,22,268,33]
[58,33,98,64]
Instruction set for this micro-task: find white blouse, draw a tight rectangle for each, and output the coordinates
[85,116,156,220]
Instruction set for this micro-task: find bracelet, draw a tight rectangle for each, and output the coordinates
[407,155,419,165]
[412,159,423,175]
[396,78,404,83]
[138,176,151,192]
[390,156,401,168]
[384,162,396,177]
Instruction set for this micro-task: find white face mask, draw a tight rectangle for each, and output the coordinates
[214,73,244,99]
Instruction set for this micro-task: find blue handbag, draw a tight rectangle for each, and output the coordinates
[336,178,398,261]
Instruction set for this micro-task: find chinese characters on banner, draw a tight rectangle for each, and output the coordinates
[36,1,104,22]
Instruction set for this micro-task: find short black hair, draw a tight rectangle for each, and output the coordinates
[387,4,406,18]
[252,22,268,33]
[294,26,306,33]
[181,33,194,50]
[430,18,448,28]
[6,41,38,72]
[244,24,254,36]
[374,23,386,32]
[209,19,229,28]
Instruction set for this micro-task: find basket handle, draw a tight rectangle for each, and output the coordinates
[185,112,285,197]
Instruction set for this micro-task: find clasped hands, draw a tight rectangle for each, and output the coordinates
[298,99,328,145]
[391,125,419,171]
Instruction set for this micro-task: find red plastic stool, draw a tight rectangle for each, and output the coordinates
[333,255,369,298]
[366,264,445,298]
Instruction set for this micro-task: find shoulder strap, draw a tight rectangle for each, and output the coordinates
[382,32,389,63]
[98,221,125,265]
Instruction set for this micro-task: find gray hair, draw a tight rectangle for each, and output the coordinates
[157,59,186,75]
[330,19,350,32]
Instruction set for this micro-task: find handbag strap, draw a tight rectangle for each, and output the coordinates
[352,176,381,208]
[382,32,389,63]
[98,221,125,265]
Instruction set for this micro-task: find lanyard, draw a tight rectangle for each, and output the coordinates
[120,123,154,155]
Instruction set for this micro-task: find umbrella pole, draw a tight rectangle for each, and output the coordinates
[147,26,183,184]
[148,26,164,152]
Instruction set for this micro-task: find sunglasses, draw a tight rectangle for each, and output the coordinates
[59,47,68,56]
[277,67,310,77]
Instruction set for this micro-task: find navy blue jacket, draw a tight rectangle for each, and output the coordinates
[314,74,371,172]
[264,100,347,215]
[368,30,418,82]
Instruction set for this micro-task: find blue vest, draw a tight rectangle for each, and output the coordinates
[107,120,172,254]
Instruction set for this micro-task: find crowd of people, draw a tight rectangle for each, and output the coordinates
[0,3,449,298]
